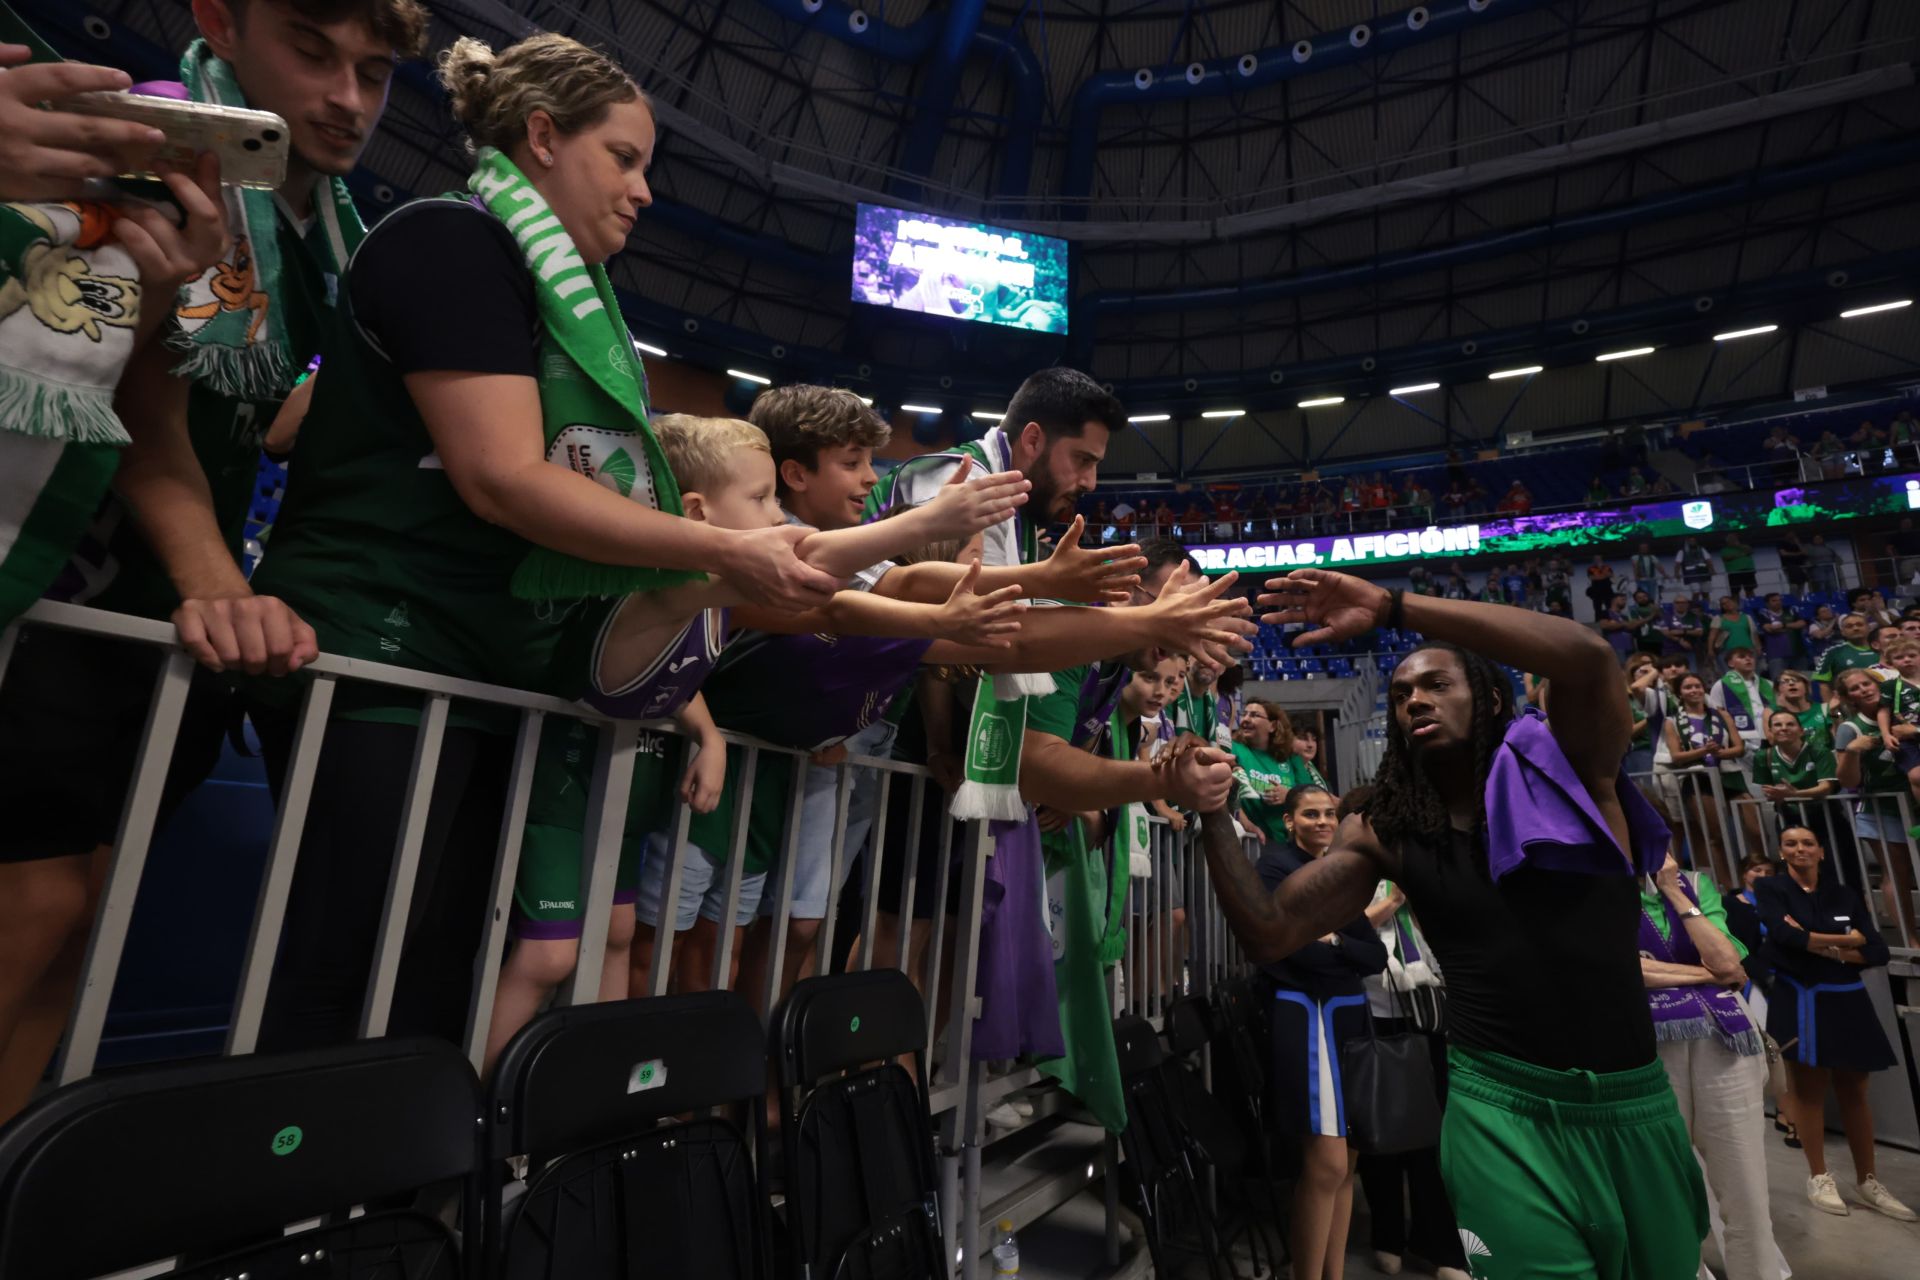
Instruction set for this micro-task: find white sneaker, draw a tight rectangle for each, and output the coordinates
[1372,1252,1403,1276]
[984,1101,1023,1130]
[1009,1094,1035,1118]
[1856,1175,1918,1222]
[1807,1172,1849,1216]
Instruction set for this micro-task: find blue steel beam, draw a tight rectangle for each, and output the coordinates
[748,0,1042,200]
[1061,0,1565,206]
[1079,134,1920,317]
[896,0,987,199]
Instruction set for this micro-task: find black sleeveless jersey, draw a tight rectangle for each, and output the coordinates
[1395,828,1655,1073]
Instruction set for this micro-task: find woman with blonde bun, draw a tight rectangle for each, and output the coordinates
[247,32,849,1050]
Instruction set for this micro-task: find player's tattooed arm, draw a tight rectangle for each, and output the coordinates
[1196,808,1393,963]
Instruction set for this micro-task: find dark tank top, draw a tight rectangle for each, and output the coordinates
[1395,827,1656,1073]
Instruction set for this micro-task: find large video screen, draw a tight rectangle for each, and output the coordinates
[852,203,1069,335]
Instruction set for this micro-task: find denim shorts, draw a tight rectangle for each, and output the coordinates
[633,829,766,931]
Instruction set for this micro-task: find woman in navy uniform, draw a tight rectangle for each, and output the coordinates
[1753,826,1914,1222]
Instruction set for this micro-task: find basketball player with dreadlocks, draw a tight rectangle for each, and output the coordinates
[1191,568,1708,1280]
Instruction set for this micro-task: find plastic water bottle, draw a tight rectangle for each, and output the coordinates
[990,1219,1019,1276]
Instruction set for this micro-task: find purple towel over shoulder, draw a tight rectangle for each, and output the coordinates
[1484,707,1668,881]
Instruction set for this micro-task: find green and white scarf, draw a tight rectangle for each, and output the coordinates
[0,200,141,445]
[1174,684,1215,743]
[169,41,363,400]
[465,147,693,599]
[0,8,137,444]
[954,673,1028,821]
[1110,709,1152,882]
[0,7,134,625]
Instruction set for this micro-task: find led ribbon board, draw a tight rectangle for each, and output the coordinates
[852,204,1070,335]
[1190,471,1920,573]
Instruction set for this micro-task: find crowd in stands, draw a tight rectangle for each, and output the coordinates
[1085,401,1920,545]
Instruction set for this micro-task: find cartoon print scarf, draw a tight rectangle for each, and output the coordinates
[169,40,362,399]
[0,8,136,625]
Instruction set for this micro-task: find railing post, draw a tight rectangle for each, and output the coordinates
[564,717,641,1007]
[758,756,810,1018]
[644,773,699,1001]
[357,693,451,1039]
[937,821,993,1092]
[463,707,544,1069]
[709,746,761,993]
[227,674,336,1057]
[814,761,857,976]
[854,768,894,974]
[54,650,195,1084]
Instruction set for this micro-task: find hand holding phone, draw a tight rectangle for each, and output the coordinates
[0,45,167,202]
[111,151,229,290]
[63,90,289,190]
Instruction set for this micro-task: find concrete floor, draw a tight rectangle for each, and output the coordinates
[1016,1131,1920,1278]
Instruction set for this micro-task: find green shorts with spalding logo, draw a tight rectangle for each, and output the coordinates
[1440,1046,1707,1280]
[509,716,679,939]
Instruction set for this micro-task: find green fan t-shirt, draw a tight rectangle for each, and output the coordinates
[1833,714,1901,794]
[1229,741,1303,843]
[248,202,574,727]
[1750,741,1837,831]
[1815,642,1880,686]
[1710,613,1755,653]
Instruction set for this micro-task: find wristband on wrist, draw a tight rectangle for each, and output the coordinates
[1385,588,1406,630]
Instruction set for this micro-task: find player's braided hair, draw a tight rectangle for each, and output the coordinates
[1361,641,1513,851]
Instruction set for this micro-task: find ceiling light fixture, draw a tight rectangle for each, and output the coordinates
[1840,299,1911,319]
[1712,325,1777,341]
[1127,413,1171,423]
[1297,396,1345,408]
[971,410,1006,421]
[727,368,771,385]
[900,403,942,414]
[1201,409,1245,419]
[1389,382,1440,395]
[1488,365,1543,380]
[1595,346,1654,362]
[633,341,667,358]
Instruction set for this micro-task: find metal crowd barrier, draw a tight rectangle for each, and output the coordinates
[1632,763,1920,954]
[2,597,1261,1279]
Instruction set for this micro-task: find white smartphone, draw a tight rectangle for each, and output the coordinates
[63,91,290,190]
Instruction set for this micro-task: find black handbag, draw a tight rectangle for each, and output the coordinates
[1340,970,1443,1154]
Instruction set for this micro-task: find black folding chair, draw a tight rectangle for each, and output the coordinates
[1162,996,1288,1273]
[1213,976,1291,1175]
[482,991,769,1280]
[1114,1014,1237,1280]
[0,1038,478,1280]
[773,969,942,1280]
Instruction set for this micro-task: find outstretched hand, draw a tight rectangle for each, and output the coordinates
[936,557,1028,649]
[1038,516,1145,603]
[1257,569,1390,646]
[1143,564,1255,669]
[917,455,1031,543]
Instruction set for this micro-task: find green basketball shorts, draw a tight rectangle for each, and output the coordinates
[1440,1046,1708,1280]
